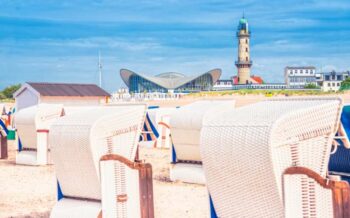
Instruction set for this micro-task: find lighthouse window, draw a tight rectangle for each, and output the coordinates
[246,57,248,61]
[246,48,248,52]
[246,39,248,43]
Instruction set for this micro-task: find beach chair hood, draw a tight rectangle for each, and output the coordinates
[170,100,235,162]
[50,104,147,201]
[15,103,64,150]
[201,98,342,217]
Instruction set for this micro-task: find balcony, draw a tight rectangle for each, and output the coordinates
[235,61,253,66]
[236,31,251,37]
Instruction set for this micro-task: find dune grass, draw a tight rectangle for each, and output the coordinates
[0,98,15,103]
[188,89,343,97]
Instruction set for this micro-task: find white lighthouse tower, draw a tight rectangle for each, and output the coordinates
[235,15,253,84]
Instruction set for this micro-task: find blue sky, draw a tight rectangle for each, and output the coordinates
[1,0,350,92]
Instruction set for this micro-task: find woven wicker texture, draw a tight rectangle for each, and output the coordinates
[170,100,235,162]
[50,104,147,201]
[62,106,99,116]
[101,160,140,218]
[284,174,334,218]
[201,98,342,217]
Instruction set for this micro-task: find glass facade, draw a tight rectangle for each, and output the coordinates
[129,75,167,93]
[176,74,213,92]
[128,73,214,93]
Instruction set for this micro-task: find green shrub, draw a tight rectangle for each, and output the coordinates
[1,84,21,99]
[340,78,350,91]
[304,83,319,89]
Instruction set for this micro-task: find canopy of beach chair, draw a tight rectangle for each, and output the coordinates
[170,100,236,162]
[169,100,235,184]
[50,104,148,218]
[15,103,64,165]
[201,98,343,217]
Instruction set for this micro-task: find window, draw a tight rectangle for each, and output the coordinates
[246,48,248,52]
[337,75,342,80]
[325,75,330,80]
[246,57,248,61]
[332,83,335,87]
[337,83,340,87]
[328,83,331,87]
[300,70,303,74]
[246,39,248,43]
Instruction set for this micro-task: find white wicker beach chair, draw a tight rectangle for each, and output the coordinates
[50,104,154,218]
[139,107,159,148]
[139,107,177,149]
[169,100,235,184]
[155,107,176,149]
[0,103,6,115]
[15,103,64,165]
[201,97,348,218]
[0,121,7,159]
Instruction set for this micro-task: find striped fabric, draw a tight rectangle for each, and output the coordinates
[142,112,159,142]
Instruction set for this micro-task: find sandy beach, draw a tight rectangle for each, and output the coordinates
[1,94,350,218]
[0,141,209,218]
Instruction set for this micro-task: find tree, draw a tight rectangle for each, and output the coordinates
[1,84,21,99]
[0,92,6,100]
[304,83,318,89]
[340,78,350,91]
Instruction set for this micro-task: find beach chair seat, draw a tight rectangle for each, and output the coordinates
[169,100,235,184]
[201,98,344,217]
[49,104,154,218]
[50,198,101,218]
[14,103,64,165]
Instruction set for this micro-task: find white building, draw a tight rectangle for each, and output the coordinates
[213,80,234,91]
[13,82,110,111]
[284,66,316,88]
[316,71,350,92]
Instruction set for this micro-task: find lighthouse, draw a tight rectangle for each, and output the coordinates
[235,16,253,84]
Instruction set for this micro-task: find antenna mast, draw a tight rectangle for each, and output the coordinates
[98,51,103,88]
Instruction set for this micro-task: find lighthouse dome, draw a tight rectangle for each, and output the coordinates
[239,18,247,24]
[237,16,249,32]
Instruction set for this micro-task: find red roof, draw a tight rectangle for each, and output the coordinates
[231,75,264,84]
[27,82,110,97]
[251,76,263,84]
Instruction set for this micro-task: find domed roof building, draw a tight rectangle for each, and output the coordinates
[120,69,221,93]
